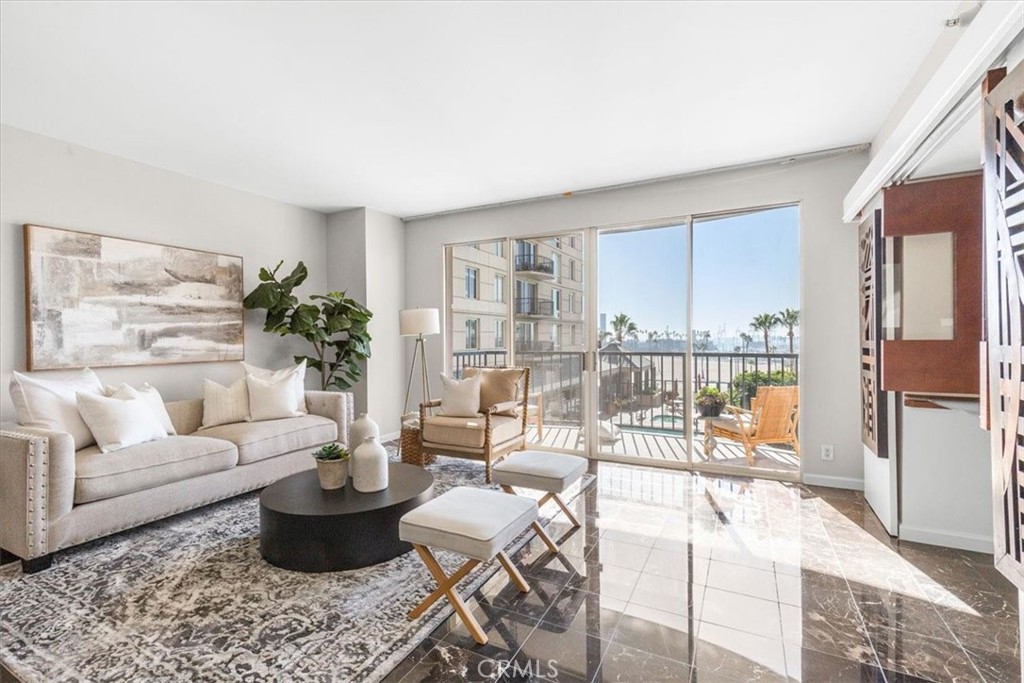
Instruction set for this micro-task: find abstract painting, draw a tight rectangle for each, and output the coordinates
[24,225,244,369]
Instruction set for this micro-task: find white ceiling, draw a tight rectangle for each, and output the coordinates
[0,1,960,217]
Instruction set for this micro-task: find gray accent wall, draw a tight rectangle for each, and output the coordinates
[0,125,329,420]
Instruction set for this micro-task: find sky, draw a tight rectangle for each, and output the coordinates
[598,205,799,342]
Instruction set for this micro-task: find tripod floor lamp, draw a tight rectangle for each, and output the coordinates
[400,308,440,416]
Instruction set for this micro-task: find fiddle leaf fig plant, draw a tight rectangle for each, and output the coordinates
[243,261,373,391]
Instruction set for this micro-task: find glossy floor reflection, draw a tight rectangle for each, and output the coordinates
[381,462,1020,683]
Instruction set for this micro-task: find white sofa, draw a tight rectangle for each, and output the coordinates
[0,390,352,572]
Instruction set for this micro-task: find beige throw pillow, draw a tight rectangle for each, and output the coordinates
[76,392,167,453]
[463,367,524,415]
[246,369,303,422]
[201,378,250,428]
[439,374,481,417]
[10,368,104,450]
[240,360,307,413]
[108,383,177,435]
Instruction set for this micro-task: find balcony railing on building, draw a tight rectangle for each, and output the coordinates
[514,297,555,317]
[514,254,555,277]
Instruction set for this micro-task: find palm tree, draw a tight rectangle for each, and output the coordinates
[778,308,800,353]
[739,332,753,353]
[610,313,638,343]
[750,313,780,353]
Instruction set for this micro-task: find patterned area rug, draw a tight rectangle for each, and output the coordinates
[0,451,594,682]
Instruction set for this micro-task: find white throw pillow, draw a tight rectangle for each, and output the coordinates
[9,368,104,450]
[439,374,481,417]
[200,378,250,428]
[240,360,307,413]
[246,369,303,422]
[75,392,167,453]
[109,383,176,435]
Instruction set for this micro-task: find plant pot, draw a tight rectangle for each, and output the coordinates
[697,404,723,418]
[639,394,663,409]
[315,458,349,490]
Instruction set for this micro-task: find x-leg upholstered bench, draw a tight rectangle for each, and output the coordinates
[492,451,587,550]
[399,486,538,645]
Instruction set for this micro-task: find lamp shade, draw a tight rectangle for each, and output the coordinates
[399,308,440,337]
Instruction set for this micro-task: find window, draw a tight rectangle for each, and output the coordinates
[465,319,479,349]
[571,324,578,346]
[567,291,575,314]
[495,274,505,303]
[552,289,561,316]
[465,267,479,299]
[552,253,560,278]
[495,320,506,348]
[569,236,576,249]
[569,260,577,281]
[495,241,506,258]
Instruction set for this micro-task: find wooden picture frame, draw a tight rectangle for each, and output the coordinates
[24,224,244,370]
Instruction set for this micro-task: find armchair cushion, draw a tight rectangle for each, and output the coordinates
[422,414,522,449]
[710,414,756,436]
[463,367,525,415]
[439,374,481,417]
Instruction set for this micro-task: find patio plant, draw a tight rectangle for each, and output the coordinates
[728,369,797,408]
[243,261,373,391]
[695,386,727,417]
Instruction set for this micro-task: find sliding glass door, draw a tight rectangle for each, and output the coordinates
[444,205,800,480]
[594,224,690,466]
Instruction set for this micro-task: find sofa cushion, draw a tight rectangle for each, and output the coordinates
[198,414,337,465]
[75,435,238,504]
[422,414,521,449]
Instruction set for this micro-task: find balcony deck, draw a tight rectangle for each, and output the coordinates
[525,424,800,475]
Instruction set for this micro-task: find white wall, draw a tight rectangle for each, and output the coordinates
[364,209,406,437]
[325,207,406,436]
[405,151,869,487]
[900,404,992,552]
[0,125,328,420]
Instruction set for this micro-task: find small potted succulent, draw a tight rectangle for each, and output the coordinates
[695,386,727,417]
[312,443,350,490]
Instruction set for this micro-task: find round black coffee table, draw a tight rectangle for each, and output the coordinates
[259,463,434,572]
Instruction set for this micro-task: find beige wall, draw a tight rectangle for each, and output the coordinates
[406,151,869,488]
[0,125,328,420]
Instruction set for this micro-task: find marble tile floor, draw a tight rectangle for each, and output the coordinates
[382,462,1021,683]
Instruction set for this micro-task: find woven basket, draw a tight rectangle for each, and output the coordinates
[400,424,436,467]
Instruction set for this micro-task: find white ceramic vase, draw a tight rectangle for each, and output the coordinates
[352,435,389,492]
[349,413,380,448]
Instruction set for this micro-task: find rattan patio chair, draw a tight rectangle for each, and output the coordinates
[704,385,800,466]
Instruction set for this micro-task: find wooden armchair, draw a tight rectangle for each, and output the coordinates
[419,367,530,482]
[704,385,800,466]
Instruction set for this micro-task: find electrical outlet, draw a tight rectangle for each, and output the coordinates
[821,444,835,461]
